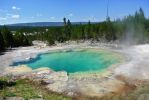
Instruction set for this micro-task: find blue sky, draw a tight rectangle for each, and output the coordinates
[0,0,149,25]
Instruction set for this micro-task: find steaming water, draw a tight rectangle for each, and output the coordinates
[115,44,149,80]
[12,49,121,73]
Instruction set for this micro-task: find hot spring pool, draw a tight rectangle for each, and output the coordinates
[12,49,122,73]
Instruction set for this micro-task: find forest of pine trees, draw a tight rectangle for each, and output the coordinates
[0,26,30,52]
[0,8,149,52]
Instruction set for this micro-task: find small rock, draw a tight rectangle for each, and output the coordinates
[2,97,24,100]
[46,81,67,93]
[29,98,44,100]
[45,71,68,82]
[67,92,74,96]
[41,80,55,85]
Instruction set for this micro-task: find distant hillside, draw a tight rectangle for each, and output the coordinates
[6,22,91,27]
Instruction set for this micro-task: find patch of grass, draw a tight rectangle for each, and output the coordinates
[0,77,72,100]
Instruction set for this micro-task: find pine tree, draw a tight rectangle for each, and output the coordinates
[1,26,14,48]
[67,19,72,39]
[63,17,67,26]
[13,31,30,47]
[0,31,5,51]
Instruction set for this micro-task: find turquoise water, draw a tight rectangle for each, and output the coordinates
[12,49,120,73]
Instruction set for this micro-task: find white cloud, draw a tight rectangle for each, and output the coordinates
[0,17,7,20]
[50,16,55,19]
[12,6,20,10]
[11,14,20,19]
[68,13,73,17]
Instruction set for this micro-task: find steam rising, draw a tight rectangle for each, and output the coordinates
[115,44,149,80]
[120,8,146,46]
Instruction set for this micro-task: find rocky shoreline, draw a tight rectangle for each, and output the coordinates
[2,65,125,97]
[1,43,149,97]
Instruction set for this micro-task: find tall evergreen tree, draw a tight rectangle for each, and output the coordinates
[63,17,67,25]
[1,26,14,48]
[0,31,5,51]
[67,19,72,39]
[47,32,55,45]
[13,31,30,47]
[85,20,91,39]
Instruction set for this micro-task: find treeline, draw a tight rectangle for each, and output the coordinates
[19,8,149,45]
[14,19,117,45]
[0,26,30,51]
[0,8,149,51]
